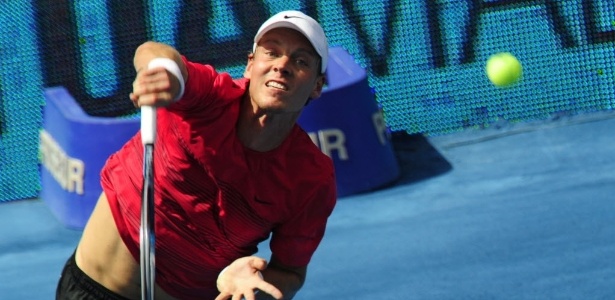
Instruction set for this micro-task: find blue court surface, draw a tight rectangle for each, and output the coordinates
[1,112,614,299]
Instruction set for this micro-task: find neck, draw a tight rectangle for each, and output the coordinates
[236,96,300,152]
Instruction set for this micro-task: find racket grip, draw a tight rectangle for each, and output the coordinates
[141,106,156,145]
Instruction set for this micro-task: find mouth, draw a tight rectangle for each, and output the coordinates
[266,80,288,91]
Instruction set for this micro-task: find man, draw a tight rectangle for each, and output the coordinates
[56,10,337,300]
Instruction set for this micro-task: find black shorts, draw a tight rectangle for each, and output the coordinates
[56,251,132,300]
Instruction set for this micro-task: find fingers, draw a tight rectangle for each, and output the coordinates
[215,256,283,300]
[256,281,283,299]
[214,293,228,300]
[214,290,260,300]
[249,256,268,271]
[232,294,244,300]
[215,289,280,300]
[131,67,176,107]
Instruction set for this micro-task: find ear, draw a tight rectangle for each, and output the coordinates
[309,75,326,99]
[243,53,255,79]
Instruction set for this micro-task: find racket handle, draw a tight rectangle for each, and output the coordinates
[141,106,156,145]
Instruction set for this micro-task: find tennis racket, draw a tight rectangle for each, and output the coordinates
[140,105,156,300]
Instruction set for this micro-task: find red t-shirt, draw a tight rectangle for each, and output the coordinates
[101,57,337,299]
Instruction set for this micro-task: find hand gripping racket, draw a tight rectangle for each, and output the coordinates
[140,105,156,300]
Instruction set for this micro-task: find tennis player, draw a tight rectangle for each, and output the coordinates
[56,10,336,300]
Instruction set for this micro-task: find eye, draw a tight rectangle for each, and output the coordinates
[295,55,316,68]
[296,58,309,66]
[262,50,279,58]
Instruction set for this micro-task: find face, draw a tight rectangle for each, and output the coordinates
[244,27,325,114]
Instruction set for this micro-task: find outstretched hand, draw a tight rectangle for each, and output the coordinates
[215,256,283,300]
[130,66,179,108]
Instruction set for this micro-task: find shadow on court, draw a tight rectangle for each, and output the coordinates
[1,112,614,299]
[390,132,453,186]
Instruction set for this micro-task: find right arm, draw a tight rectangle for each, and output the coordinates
[129,41,188,107]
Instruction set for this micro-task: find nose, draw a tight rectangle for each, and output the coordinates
[272,55,292,75]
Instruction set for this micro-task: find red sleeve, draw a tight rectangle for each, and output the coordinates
[170,56,246,112]
[168,56,216,111]
[269,172,337,267]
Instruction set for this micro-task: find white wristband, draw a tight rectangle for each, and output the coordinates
[147,57,185,102]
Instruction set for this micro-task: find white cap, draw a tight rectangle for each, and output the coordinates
[253,10,328,73]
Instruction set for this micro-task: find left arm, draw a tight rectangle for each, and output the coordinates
[258,255,306,300]
[216,158,336,300]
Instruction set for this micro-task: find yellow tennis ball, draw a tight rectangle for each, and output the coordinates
[486,52,523,87]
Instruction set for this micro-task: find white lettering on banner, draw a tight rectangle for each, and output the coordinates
[372,110,391,145]
[308,129,349,161]
[39,130,85,195]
